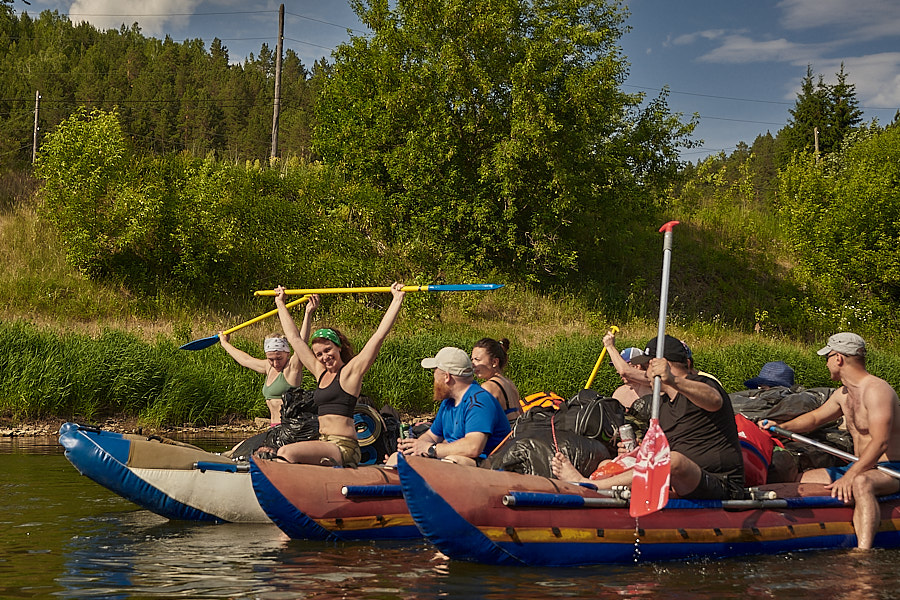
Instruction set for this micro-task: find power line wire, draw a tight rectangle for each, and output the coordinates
[626,83,898,111]
[284,10,361,34]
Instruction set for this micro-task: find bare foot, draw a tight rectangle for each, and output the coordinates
[551,452,587,482]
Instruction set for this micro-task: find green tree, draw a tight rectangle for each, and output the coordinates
[777,125,900,333]
[777,65,830,164]
[828,62,863,148]
[34,108,128,276]
[777,64,864,165]
[313,0,695,280]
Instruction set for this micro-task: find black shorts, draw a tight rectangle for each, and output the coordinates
[682,469,746,501]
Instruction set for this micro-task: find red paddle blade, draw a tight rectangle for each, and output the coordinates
[629,419,671,517]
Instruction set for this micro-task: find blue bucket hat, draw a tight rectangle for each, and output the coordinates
[745,361,795,389]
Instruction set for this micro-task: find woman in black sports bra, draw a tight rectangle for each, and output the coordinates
[471,337,521,424]
[271,283,406,467]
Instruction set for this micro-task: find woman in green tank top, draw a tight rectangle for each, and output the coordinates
[219,298,318,425]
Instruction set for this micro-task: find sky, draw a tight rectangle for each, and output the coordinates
[13,0,900,162]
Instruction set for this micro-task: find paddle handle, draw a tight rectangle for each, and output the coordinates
[584,325,619,389]
[253,284,503,296]
[767,424,900,480]
[221,295,311,336]
[650,221,679,419]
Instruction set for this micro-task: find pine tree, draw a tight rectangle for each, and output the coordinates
[777,65,830,164]
[776,64,864,165]
[828,62,863,150]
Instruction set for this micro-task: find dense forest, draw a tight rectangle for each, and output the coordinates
[3,0,900,425]
[0,1,323,163]
[4,0,900,336]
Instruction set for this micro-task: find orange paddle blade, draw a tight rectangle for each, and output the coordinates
[629,419,671,517]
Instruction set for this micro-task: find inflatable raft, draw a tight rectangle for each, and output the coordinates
[250,457,418,540]
[58,422,270,523]
[396,454,900,566]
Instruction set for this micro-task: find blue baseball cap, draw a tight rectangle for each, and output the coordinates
[620,347,645,363]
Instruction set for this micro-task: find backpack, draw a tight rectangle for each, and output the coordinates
[491,401,610,477]
[735,413,782,486]
[561,389,623,450]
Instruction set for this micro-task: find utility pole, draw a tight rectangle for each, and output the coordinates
[270,4,284,160]
[813,126,820,164]
[32,90,40,163]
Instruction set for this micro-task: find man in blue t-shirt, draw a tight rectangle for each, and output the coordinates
[395,346,510,467]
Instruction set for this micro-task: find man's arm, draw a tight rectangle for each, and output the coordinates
[604,332,648,385]
[399,429,442,457]
[763,392,845,434]
[647,358,722,411]
[432,432,489,459]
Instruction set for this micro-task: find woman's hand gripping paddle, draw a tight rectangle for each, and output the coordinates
[629,221,679,518]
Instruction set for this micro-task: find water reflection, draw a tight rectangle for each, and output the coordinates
[4,436,900,599]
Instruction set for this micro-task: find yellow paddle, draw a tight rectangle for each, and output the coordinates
[584,325,619,389]
[253,283,504,296]
[180,295,311,350]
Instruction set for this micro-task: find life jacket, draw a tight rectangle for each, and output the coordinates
[735,412,783,486]
[519,391,565,413]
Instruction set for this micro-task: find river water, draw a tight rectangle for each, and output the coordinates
[2,434,898,599]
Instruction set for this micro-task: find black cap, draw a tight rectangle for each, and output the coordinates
[643,335,691,364]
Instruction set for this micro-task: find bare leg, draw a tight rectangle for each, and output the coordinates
[669,452,703,497]
[276,440,343,465]
[799,467,833,484]
[852,472,900,549]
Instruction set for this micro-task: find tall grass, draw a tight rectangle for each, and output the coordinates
[6,317,900,427]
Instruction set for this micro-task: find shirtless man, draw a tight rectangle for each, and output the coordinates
[760,332,900,549]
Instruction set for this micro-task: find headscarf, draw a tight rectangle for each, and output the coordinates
[312,328,341,347]
[263,337,291,353]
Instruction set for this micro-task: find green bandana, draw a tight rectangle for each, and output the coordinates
[312,328,341,347]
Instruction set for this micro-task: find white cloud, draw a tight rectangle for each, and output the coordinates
[671,29,729,46]
[778,0,900,39]
[696,34,829,64]
[66,0,203,36]
[811,53,900,107]
[776,52,900,107]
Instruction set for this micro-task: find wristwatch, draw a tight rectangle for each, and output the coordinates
[426,443,438,459]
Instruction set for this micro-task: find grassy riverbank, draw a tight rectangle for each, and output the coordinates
[6,314,900,430]
[5,174,900,429]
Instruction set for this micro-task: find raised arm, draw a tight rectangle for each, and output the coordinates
[344,282,406,380]
[219,332,268,374]
[275,287,321,376]
[299,294,319,343]
[604,331,648,385]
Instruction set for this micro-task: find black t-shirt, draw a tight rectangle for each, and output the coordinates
[657,373,744,482]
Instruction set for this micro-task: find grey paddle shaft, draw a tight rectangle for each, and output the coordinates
[768,425,900,479]
[651,221,680,421]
